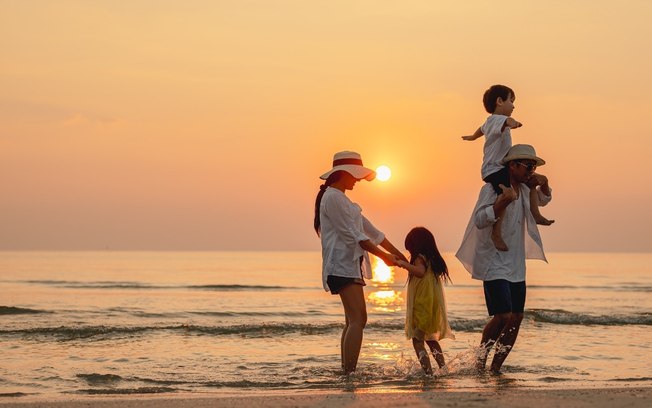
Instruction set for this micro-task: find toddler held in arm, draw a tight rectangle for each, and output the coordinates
[462,84,553,251]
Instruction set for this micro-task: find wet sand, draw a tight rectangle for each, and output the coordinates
[1,387,650,408]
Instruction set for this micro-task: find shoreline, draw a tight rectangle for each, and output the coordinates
[1,387,650,408]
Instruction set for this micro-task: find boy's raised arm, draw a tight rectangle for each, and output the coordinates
[503,117,523,131]
[461,127,484,141]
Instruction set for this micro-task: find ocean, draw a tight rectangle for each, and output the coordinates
[1,251,650,398]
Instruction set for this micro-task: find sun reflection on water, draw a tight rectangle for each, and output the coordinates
[368,257,403,312]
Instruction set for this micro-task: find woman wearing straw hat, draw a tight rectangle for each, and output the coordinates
[314,151,407,375]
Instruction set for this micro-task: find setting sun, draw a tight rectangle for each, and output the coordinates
[376,165,392,182]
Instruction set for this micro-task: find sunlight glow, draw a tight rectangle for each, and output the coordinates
[367,290,403,311]
[375,165,391,182]
[372,258,394,284]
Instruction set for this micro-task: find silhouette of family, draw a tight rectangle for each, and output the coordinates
[314,84,553,375]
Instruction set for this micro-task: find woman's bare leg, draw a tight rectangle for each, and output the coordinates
[340,314,349,370]
[338,284,367,375]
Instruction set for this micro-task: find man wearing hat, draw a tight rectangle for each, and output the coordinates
[456,144,552,373]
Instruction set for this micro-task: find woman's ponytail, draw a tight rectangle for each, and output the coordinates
[313,171,343,236]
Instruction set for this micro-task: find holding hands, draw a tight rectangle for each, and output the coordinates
[378,253,398,267]
[395,259,409,269]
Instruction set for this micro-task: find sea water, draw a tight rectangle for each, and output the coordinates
[1,251,650,398]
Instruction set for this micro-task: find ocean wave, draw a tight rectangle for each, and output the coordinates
[0,323,343,340]
[16,280,307,291]
[0,392,29,398]
[77,373,124,385]
[528,309,652,326]
[367,319,486,332]
[451,284,652,292]
[0,319,486,341]
[2,310,648,342]
[0,306,48,315]
[74,387,177,395]
[527,284,652,292]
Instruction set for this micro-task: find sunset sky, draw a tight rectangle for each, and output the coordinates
[1,1,651,252]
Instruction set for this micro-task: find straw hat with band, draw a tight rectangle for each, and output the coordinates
[501,144,546,166]
[320,151,376,181]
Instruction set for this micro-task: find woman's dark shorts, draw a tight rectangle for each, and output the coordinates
[483,279,526,316]
[483,166,510,195]
[327,275,365,295]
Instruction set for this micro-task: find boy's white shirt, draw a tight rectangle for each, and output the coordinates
[480,114,512,179]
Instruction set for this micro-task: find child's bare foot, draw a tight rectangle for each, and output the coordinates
[534,215,555,226]
[491,231,508,251]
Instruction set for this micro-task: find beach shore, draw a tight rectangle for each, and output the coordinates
[1,387,650,408]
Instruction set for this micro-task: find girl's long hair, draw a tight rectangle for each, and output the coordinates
[404,226,450,283]
[313,171,344,236]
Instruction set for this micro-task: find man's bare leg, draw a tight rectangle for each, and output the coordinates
[490,313,524,373]
[477,313,511,370]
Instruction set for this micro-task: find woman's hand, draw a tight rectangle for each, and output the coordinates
[383,253,398,267]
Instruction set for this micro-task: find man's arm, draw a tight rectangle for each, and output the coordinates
[473,184,518,229]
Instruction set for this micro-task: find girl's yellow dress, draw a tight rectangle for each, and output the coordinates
[405,255,455,341]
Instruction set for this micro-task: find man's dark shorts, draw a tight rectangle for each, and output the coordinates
[483,279,526,316]
[483,166,510,196]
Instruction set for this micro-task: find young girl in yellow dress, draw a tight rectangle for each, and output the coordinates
[396,227,455,374]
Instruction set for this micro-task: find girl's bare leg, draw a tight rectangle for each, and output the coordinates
[426,340,446,368]
[412,338,433,375]
[338,284,367,375]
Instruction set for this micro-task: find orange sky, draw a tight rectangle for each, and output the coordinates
[1,1,651,252]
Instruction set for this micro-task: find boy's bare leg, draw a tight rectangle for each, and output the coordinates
[529,186,554,225]
[491,206,508,251]
[426,340,446,368]
[412,338,433,375]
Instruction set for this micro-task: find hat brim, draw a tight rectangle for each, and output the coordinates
[320,165,376,181]
[501,154,545,166]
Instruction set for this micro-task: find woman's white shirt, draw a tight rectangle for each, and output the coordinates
[319,187,385,291]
